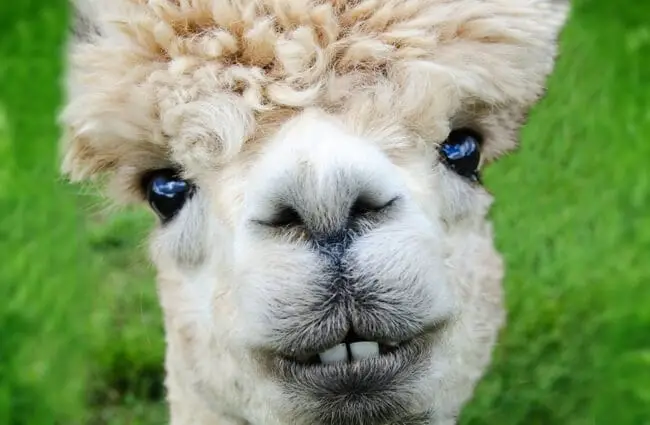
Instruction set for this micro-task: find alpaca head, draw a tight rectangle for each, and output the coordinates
[59,1,569,424]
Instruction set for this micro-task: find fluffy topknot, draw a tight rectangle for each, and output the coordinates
[59,0,569,198]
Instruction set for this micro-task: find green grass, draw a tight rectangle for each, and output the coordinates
[0,1,648,424]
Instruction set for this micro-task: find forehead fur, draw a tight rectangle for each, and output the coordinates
[59,0,569,195]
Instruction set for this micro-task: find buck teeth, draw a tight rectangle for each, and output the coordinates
[349,341,379,360]
[317,341,388,364]
[318,344,348,364]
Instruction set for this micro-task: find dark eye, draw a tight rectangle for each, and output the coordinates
[438,129,482,183]
[142,169,195,223]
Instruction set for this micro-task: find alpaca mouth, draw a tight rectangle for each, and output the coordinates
[266,322,446,424]
[275,319,450,369]
[287,331,405,365]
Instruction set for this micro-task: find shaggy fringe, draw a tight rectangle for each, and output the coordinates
[59,0,570,202]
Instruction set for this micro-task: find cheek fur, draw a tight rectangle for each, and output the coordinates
[149,193,213,269]
[434,166,494,224]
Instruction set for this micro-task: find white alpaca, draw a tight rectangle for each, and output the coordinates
[58,1,570,424]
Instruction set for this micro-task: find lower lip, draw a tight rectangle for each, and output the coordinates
[264,336,434,424]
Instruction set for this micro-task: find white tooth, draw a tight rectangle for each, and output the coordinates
[318,343,349,364]
[349,341,379,360]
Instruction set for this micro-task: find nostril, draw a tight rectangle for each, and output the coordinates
[252,195,400,231]
[349,195,399,220]
[266,205,304,228]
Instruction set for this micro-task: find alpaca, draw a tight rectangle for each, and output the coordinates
[58,1,570,424]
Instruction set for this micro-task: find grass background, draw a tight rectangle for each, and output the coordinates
[0,0,648,424]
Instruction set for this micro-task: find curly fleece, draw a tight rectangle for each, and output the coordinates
[59,0,569,202]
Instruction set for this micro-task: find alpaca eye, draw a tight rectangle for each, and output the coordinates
[143,169,194,222]
[439,129,482,183]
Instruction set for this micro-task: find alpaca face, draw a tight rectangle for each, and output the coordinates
[147,108,503,424]
[60,1,569,424]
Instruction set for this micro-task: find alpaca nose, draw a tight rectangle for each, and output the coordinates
[246,111,405,238]
[260,190,400,237]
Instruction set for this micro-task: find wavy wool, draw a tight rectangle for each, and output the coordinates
[61,0,567,192]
